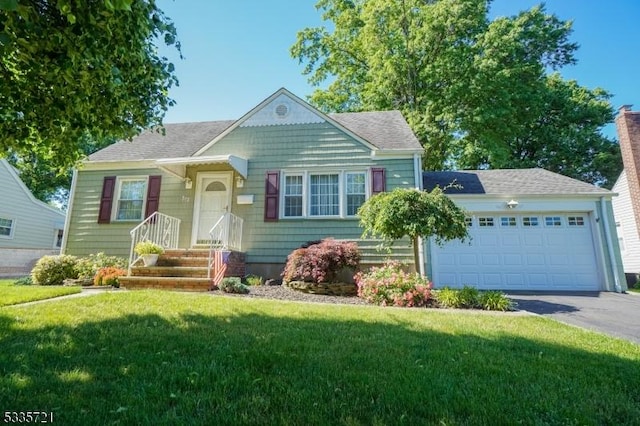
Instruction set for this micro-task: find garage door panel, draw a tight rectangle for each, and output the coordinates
[432,212,601,291]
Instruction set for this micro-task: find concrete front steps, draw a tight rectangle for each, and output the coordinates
[119,248,214,291]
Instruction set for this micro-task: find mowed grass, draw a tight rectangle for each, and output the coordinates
[0,279,80,307]
[1,291,638,425]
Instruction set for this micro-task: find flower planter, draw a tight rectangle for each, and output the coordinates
[141,254,159,267]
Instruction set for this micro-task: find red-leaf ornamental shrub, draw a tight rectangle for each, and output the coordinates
[282,239,360,284]
[355,261,433,307]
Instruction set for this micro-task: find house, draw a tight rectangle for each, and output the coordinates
[424,169,624,292]
[62,88,422,287]
[612,105,640,284]
[62,88,624,292]
[0,159,66,277]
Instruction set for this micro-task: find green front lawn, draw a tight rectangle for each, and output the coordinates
[0,279,81,307]
[1,291,638,425]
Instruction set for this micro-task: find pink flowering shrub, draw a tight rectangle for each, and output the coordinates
[282,239,360,284]
[355,261,433,307]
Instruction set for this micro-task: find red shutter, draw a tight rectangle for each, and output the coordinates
[98,176,116,224]
[145,175,162,218]
[371,168,386,194]
[264,171,279,221]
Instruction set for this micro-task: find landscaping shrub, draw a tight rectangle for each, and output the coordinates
[479,291,513,311]
[282,239,360,284]
[75,252,129,279]
[219,277,250,294]
[94,267,127,287]
[13,276,33,286]
[458,285,480,308]
[245,275,263,286]
[31,255,79,286]
[355,261,433,307]
[434,287,461,308]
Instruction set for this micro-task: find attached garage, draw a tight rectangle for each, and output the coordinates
[423,169,626,292]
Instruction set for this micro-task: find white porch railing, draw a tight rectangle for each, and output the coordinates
[208,212,243,279]
[129,212,181,270]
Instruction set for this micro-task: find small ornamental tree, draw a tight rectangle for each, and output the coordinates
[358,187,469,275]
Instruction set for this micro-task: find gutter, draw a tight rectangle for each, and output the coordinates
[60,169,78,254]
[600,196,623,292]
[414,153,426,277]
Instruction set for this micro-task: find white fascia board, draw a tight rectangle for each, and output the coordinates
[81,160,158,171]
[156,155,248,179]
[370,149,423,159]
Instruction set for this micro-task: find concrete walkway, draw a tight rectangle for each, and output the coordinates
[508,291,640,344]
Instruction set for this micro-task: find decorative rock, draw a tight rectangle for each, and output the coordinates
[265,278,283,286]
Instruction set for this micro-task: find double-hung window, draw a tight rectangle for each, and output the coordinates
[0,217,14,238]
[115,178,147,221]
[281,171,368,218]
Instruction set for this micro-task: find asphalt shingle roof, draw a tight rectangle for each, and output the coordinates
[88,110,421,162]
[422,169,611,195]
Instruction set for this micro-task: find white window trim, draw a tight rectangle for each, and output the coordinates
[0,217,15,239]
[111,176,149,222]
[280,169,370,219]
[53,228,64,249]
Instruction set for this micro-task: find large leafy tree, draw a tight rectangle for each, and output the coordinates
[0,0,180,174]
[358,187,469,276]
[292,0,621,186]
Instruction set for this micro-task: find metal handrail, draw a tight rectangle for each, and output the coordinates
[207,212,243,279]
[129,212,181,272]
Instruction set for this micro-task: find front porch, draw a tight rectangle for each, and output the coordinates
[119,248,246,291]
[123,212,245,291]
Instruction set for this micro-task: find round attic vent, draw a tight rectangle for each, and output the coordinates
[275,103,290,118]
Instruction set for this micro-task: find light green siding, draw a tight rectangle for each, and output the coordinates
[65,168,195,258]
[201,123,418,264]
[66,122,418,267]
[0,160,65,250]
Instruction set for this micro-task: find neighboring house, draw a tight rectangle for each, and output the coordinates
[612,105,640,283]
[0,159,66,277]
[62,88,624,292]
[63,88,423,279]
[425,169,624,292]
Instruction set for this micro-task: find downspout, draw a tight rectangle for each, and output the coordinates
[600,196,623,292]
[414,153,426,276]
[60,168,78,254]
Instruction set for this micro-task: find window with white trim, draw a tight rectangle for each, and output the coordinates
[545,216,562,227]
[0,217,14,238]
[114,177,147,221]
[568,216,585,226]
[54,229,64,248]
[465,217,473,227]
[346,172,366,216]
[522,216,539,227]
[500,217,516,227]
[284,175,303,217]
[281,171,368,218]
[310,174,340,216]
[479,217,494,227]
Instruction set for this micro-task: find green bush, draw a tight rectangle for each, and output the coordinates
[245,275,263,286]
[75,252,129,279]
[434,287,461,308]
[458,285,480,308]
[13,276,33,286]
[31,255,79,286]
[219,277,250,294]
[355,261,433,307]
[479,291,514,311]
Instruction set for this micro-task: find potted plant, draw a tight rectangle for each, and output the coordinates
[134,240,164,266]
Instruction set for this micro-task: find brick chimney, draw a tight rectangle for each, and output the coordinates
[616,105,640,236]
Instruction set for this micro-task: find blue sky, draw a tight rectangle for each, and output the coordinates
[157,1,640,138]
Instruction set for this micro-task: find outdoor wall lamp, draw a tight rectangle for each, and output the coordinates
[506,199,519,209]
[184,178,192,189]
[236,176,245,188]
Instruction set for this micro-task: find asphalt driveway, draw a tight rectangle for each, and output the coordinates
[507,291,640,345]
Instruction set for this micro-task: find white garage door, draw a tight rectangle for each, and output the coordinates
[431,213,601,291]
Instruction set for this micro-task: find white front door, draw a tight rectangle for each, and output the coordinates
[193,172,232,245]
